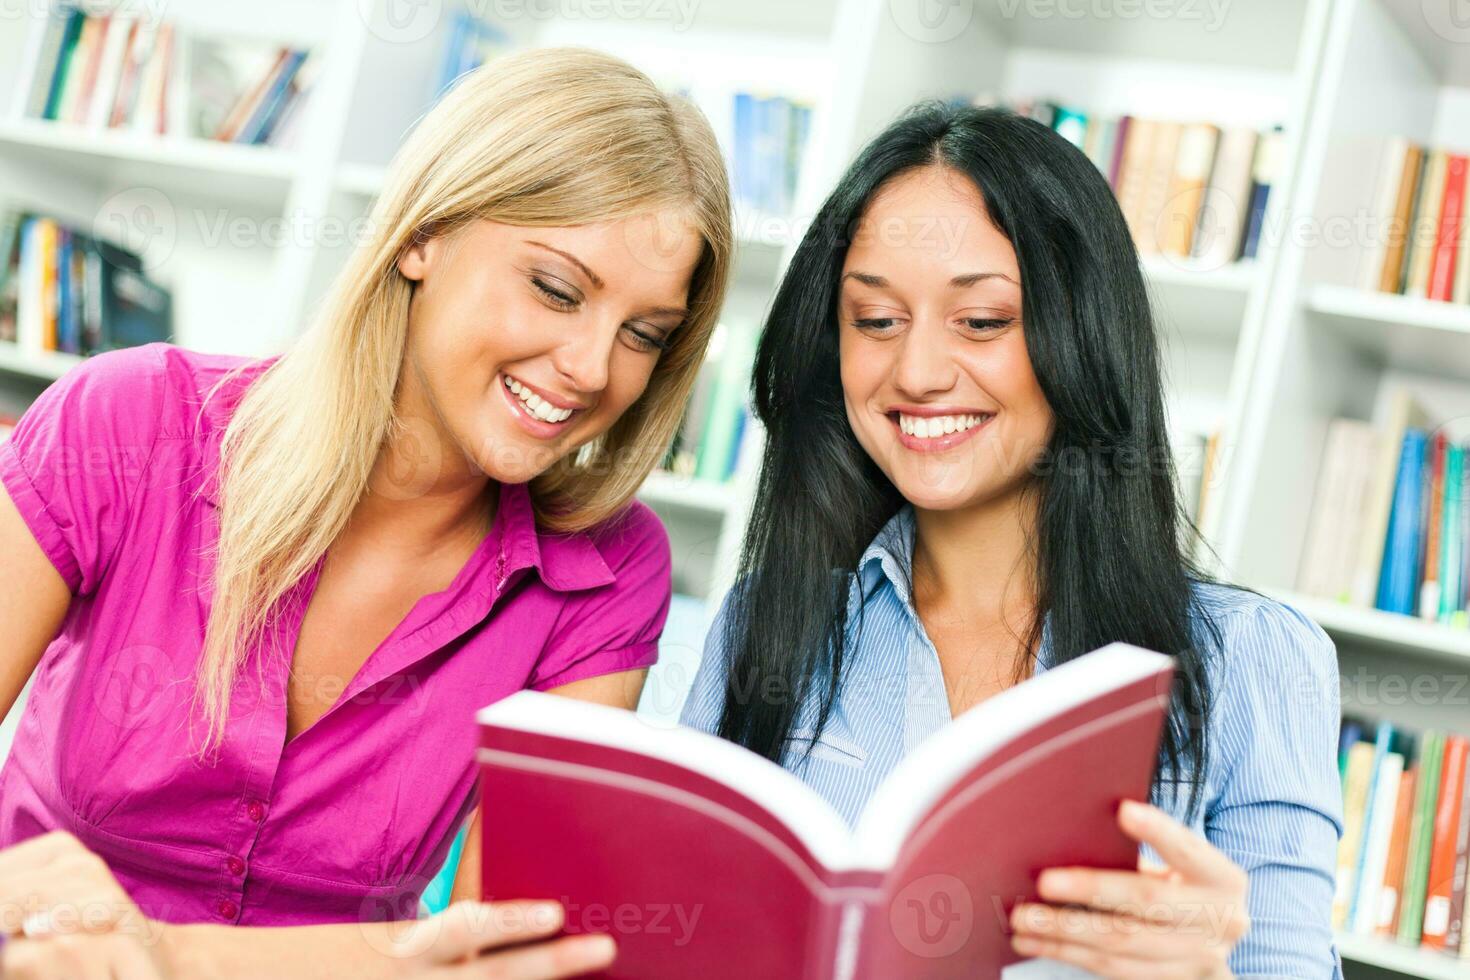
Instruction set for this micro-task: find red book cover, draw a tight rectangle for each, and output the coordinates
[1425,736,1469,949]
[478,645,1174,979]
[1430,155,1468,301]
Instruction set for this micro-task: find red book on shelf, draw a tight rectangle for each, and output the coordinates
[478,645,1174,980]
[1378,767,1419,936]
[1424,736,1468,950]
[1430,154,1468,301]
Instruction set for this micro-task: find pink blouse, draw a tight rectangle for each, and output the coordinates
[0,343,670,926]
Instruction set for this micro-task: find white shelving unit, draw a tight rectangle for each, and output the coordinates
[4,3,1470,972]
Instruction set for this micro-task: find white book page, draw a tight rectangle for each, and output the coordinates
[478,692,857,870]
[1001,959,1101,978]
[853,643,1171,868]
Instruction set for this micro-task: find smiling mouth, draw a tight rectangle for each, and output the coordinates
[502,374,578,425]
[892,411,992,439]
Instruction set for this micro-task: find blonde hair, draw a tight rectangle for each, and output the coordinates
[190,47,733,748]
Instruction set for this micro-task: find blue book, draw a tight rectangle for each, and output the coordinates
[56,228,75,353]
[1347,722,1395,926]
[236,51,306,145]
[1240,181,1271,260]
[732,93,755,211]
[1376,429,1429,614]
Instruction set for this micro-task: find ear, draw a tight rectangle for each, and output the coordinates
[397,233,435,282]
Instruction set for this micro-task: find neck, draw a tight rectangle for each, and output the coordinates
[911,484,1040,630]
[347,365,498,558]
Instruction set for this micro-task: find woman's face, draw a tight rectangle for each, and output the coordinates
[396,212,702,486]
[838,166,1054,513]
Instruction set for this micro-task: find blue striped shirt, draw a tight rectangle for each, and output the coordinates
[681,505,1345,979]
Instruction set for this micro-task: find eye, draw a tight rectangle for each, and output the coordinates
[531,276,578,311]
[854,317,901,332]
[621,323,671,354]
[962,317,1014,332]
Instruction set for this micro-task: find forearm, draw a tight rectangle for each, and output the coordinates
[160,919,415,980]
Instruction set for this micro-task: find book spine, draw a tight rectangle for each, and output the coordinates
[1162,124,1218,258]
[1378,767,1419,936]
[1431,155,1468,300]
[86,13,134,130]
[1355,751,1406,933]
[13,6,68,120]
[1399,731,1445,945]
[1447,748,1470,953]
[1377,430,1429,615]
[1192,127,1257,267]
[1385,145,1427,293]
[1419,433,1448,619]
[1439,445,1464,623]
[1299,417,1352,593]
[1424,736,1469,949]
[1351,724,1398,927]
[43,9,86,121]
[1406,150,1450,298]
[1363,138,1411,291]
[1240,130,1283,261]
[1335,741,1379,928]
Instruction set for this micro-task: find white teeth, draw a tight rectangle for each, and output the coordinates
[503,375,574,424]
[897,413,988,439]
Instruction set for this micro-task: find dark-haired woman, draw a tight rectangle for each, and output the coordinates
[681,104,1342,979]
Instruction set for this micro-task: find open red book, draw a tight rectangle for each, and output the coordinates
[477,643,1175,979]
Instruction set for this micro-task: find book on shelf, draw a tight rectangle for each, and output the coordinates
[10,4,315,147]
[433,9,512,104]
[996,98,1280,267]
[1362,137,1470,304]
[0,415,15,443]
[1296,393,1470,624]
[730,93,813,219]
[661,320,757,486]
[0,209,171,358]
[477,643,1175,979]
[1335,717,1470,958]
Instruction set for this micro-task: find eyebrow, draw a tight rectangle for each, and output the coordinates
[841,271,1018,288]
[526,240,604,290]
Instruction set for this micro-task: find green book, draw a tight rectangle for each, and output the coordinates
[1439,446,1463,622]
[1398,730,1444,945]
[694,322,756,484]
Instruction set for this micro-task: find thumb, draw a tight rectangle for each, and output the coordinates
[418,900,565,965]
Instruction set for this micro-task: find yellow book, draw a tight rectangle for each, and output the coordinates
[1334,742,1377,930]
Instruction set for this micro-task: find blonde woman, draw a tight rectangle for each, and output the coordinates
[0,47,730,978]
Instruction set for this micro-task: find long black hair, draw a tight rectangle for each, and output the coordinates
[716,102,1223,819]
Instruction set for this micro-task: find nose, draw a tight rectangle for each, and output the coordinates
[550,316,619,395]
[891,316,958,398]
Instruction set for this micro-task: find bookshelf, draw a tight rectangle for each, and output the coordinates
[2,2,1470,971]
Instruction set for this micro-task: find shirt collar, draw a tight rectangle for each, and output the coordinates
[853,503,1056,669]
[494,479,616,593]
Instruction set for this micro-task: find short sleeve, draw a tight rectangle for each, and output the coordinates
[1203,595,1345,979]
[529,502,672,691]
[0,345,168,596]
[678,588,736,735]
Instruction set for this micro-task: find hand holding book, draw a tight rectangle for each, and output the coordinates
[1009,799,1249,979]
